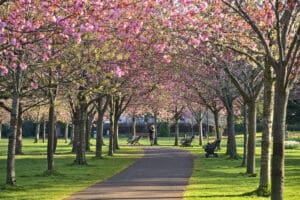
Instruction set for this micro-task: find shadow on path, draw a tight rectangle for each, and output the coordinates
[66,147,194,200]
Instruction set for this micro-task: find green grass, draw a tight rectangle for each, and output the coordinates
[0,138,143,200]
[183,132,300,200]
[0,132,299,200]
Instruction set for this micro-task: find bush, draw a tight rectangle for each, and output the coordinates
[285,140,300,149]
[159,122,170,137]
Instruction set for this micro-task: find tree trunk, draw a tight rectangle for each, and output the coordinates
[225,106,237,159]
[174,118,179,146]
[246,101,257,175]
[42,120,46,143]
[153,114,158,145]
[96,113,104,158]
[132,115,136,137]
[47,95,56,172]
[34,122,40,143]
[271,80,289,200]
[15,104,23,155]
[108,95,115,156]
[74,90,87,165]
[70,124,74,145]
[257,65,274,196]
[113,97,120,151]
[53,121,58,154]
[0,121,2,140]
[72,116,79,154]
[95,95,108,158]
[198,116,203,146]
[85,116,91,152]
[64,124,68,143]
[213,111,221,149]
[241,104,248,167]
[6,92,20,185]
[113,122,119,151]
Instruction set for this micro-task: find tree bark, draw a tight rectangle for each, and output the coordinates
[34,122,40,143]
[74,90,87,165]
[113,122,119,151]
[108,95,115,156]
[0,121,2,140]
[132,115,136,137]
[42,120,46,143]
[271,80,289,200]
[69,124,74,145]
[213,111,221,149]
[246,101,257,175]
[72,115,79,154]
[153,114,158,145]
[174,118,179,146]
[53,121,58,154]
[257,65,274,196]
[241,104,248,167]
[47,94,56,172]
[6,92,19,185]
[15,104,23,155]
[95,95,108,158]
[198,116,203,146]
[85,116,91,152]
[95,113,104,158]
[64,124,68,143]
[226,104,237,159]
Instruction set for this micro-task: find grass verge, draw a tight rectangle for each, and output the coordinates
[183,133,300,200]
[0,138,142,200]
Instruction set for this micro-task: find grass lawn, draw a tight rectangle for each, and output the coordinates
[0,138,143,200]
[0,133,299,200]
[183,132,300,200]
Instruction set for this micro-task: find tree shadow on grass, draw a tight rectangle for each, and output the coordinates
[187,191,259,198]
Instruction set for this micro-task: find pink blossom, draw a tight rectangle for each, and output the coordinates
[20,62,27,70]
[163,55,172,63]
[10,38,17,45]
[191,38,200,46]
[0,36,7,44]
[199,34,209,42]
[31,82,38,90]
[199,1,208,12]
[155,42,167,53]
[50,16,57,23]
[163,20,172,28]
[0,65,8,76]
[0,21,7,28]
[11,62,17,69]
[180,0,193,5]
[115,66,125,78]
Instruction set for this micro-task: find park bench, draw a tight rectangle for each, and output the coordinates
[136,132,149,138]
[204,139,220,158]
[127,135,141,145]
[181,135,195,147]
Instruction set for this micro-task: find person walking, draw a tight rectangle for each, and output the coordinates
[148,124,155,146]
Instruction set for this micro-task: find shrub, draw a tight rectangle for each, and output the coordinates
[159,122,170,137]
[285,140,300,149]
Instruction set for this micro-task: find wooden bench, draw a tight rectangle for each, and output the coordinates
[136,133,148,138]
[204,139,220,158]
[127,136,141,145]
[181,135,195,147]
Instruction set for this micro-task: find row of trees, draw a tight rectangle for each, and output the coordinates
[0,1,299,200]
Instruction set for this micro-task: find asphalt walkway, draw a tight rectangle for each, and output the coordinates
[66,146,194,200]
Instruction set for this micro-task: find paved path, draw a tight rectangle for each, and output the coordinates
[66,146,194,200]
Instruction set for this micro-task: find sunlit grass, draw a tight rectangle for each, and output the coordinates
[183,132,300,200]
[0,132,299,200]
[0,138,143,200]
